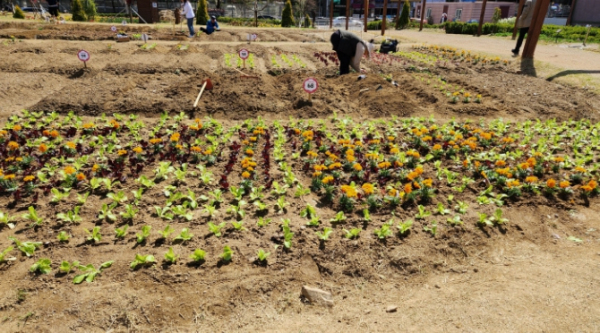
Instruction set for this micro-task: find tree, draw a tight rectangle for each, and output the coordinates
[71,0,87,22]
[304,14,311,28]
[13,5,25,19]
[196,0,209,25]
[491,7,502,24]
[281,0,295,27]
[396,0,410,30]
[83,0,97,21]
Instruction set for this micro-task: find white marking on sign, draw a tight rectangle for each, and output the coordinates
[111,26,117,32]
[303,77,318,94]
[77,50,90,62]
[251,33,257,41]
[238,48,250,60]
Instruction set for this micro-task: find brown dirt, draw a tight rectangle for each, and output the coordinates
[1,23,600,333]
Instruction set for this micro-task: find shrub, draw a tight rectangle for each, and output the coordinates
[71,0,87,22]
[83,0,97,21]
[13,5,25,19]
[196,0,209,25]
[304,13,311,28]
[281,0,295,27]
[396,0,410,29]
[491,7,501,24]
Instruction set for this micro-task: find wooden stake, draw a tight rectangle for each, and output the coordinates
[477,0,488,36]
[193,81,208,108]
[364,0,369,33]
[419,0,427,31]
[512,0,525,40]
[345,0,350,30]
[522,0,551,59]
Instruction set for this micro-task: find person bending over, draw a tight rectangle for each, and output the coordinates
[330,30,372,75]
[200,16,220,35]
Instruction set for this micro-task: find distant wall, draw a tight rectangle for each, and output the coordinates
[572,0,600,26]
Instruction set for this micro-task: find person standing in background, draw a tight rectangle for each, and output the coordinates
[512,0,536,57]
[46,0,59,19]
[181,0,195,38]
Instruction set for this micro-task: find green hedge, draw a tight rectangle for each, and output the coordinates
[217,17,282,26]
[445,21,600,43]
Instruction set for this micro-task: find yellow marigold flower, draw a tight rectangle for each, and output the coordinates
[76,173,86,181]
[354,140,363,147]
[525,176,538,183]
[346,155,356,162]
[559,180,570,188]
[92,164,99,172]
[452,91,460,96]
[245,149,254,156]
[353,163,363,171]
[378,161,391,169]
[366,153,379,160]
[519,162,530,170]
[415,166,424,175]
[0,130,6,137]
[307,151,318,158]
[23,175,35,182]
[170,133,180,142]
[433,144,442,150]
[423,179,433,187]
[328,162,342,170]
[394,161,403,168]
[575,166,586,173]
[477,94,482,99]
[4,174,15,180]
[242,171,251,179]
[7,141,19,150]
[66,142,77,149]
[313,171,322,177]
[464,92,471,98]
[15,157,22,162]
[481,132,492,140]
[554,157,565,163]
[390,147,400,154]
[322,176,334,184]
[388,188,397,196]
[546,179,556,188]
[507,180,520,188]
[430,125,438,131]
[302,130,314,138]
[175,144,183,150]
[314,164,326,171]
[110,119,120,129]
[83,123,95,129]
[64,166,76,175]
[387,136,395,141]
[495,160,506,167]
[5,157,14,162]
[362,183,374,195]
[341,185,357,198]
[117,150,127,156]
[368,139,380,145]
[150,138,162,144]
[246,166,254,172]
[345,149,355,156]
[133,147,143,154]
[242,140,250,145]
[38,143,48,153]
[422,136,432,142]
[250,137,257,142]
[203,149,212,155]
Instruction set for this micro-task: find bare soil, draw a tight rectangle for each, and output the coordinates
[1,22,600,333]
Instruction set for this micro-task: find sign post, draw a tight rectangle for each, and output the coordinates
[111,25,117,33]
[77,50,90,68]
[239,48,250,69]
[303,77,318,101]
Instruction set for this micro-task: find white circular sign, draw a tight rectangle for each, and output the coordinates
[111,26,117,32]
[77,50,90,62]
[121,20,127,26]
[238,48,250,60]
[251,33,257,41]
[303,77,318,94]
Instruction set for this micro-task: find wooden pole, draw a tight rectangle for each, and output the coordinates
[193,81,208,108]
[346,0,350,30]
[396,0,401,21]
[330,0,334,29]
[364,0,369,32]
[512,0,525,40]
[477,0,488,36]
[419,0,426,31]
[522,0,551,59]
[566,0,576,26]
[381,0,388,35]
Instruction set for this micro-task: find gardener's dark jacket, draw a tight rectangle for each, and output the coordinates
[330,30,361,57]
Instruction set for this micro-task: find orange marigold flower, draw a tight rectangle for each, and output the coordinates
[7,141,19,150]
[413,181,421,189]
[415,166,424,175]
[50,130,59,138]
[242,171,251,179]
[23,175,35,182]
[170,133,180,142]
[345,149,355,156]
[202,149,212,155]
[559,181,570,188]
[12,124,22,131]
[463,160,469,168]
[481,132,492,140]
[547,179,556,188]
[294,128,301,135]
[554,157,565,163]
[394,161,403,168]
[406,171,418,181]
[495,160,506,167]
[368,139,380,145]
[341,185,358,198]
[64,166,76,175]
[314,164,326,171]
[423,179,433,187]
[388,188,397,196]
[76,173,86,181]
[526,157,537,168]
[133,147,143,154]
[38,143,48,153]
[362,183,374,195]
[250,137,257,142]
[66,142,76,149]
[322,176,334,184]
[110,119,120,129]
[582,185,593,192]
[245,149,254,156]
[507,180,521,188]
[588,180,598,190]
[83,123,95,129]
[117,150,127,156]
[525,176,538,183]
[575,166,586,173]
[404,183,412,194]
[353,163,363,171]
